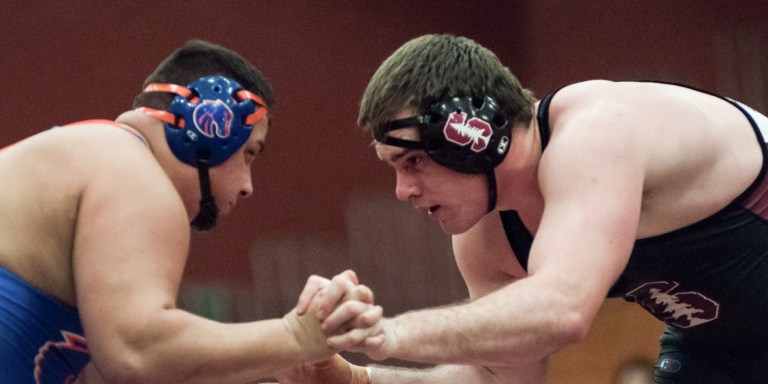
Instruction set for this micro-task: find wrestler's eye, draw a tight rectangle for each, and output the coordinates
[244,149,256,165]
[406,155,422,166]
[403,154,428,172]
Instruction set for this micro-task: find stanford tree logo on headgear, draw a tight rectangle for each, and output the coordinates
[443,110,493,152]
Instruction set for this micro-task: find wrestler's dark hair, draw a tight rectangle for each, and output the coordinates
[132,39,275,111]
[358,34,535,137]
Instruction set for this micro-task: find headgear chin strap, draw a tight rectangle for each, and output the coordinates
[138,75,268,230]
[377,95,510,212]
[189,156,219,231]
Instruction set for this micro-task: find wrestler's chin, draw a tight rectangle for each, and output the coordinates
[436,219,475,236]
[431,208,483,235]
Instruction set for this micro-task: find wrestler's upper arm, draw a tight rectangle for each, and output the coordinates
[527,99,645,326]
[69,128,190,368]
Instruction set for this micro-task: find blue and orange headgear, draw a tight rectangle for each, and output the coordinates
[138,75,269,230]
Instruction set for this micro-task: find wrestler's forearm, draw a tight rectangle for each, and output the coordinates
[92,311,321,384]
[368,363,539,384]
[385,277,588,367]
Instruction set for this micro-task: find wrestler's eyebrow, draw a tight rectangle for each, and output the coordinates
[380,148,412,163]
[390,149,412,162]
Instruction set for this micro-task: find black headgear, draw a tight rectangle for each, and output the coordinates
[377,95,511,174]
[377,95,511,212]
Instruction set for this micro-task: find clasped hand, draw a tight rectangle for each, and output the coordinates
[296,270,391,360]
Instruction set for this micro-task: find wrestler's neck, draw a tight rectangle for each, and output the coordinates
[493,116,544,214]
[114,110,157,144]
[114,110,198,207]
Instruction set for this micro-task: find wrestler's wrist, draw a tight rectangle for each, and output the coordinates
[366,366,373,384]
[308,354,370,384]
[375,317,399,361]
[350,364,371,384]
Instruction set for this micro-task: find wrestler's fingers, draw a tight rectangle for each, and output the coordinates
[342,284,374,305]
[325,321,383,351]
[364,333,386,349]
[337,331,389,361]
[327,304,382,337]
[295,274,331,315]
[316,271,360,319]
[338,269,360,285]
[348,304,382,329]
[321,302,381,334]
[362,334,389,361]
[320,300,369,333]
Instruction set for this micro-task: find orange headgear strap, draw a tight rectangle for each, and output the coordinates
[235,89,268,124]
[135,82,268,127]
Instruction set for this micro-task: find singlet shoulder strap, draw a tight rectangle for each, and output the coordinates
[499,210,533,270]
[499,89,562,270]
[536,92,555,150]
[536,91,560,150]
[63,119,149,147]
[116,124,149,147]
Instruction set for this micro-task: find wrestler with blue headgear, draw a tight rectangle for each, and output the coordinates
[0,39,381,383]
[138,75,268,230]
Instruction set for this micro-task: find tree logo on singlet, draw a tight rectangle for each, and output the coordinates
[34,331,90,384]
[444,111,492,152]
[625,281,720,328]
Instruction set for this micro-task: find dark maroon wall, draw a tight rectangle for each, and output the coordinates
[2,1,765,284]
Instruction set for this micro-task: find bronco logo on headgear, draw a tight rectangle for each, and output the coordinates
[193,99,235,139]
[137,75,268,167]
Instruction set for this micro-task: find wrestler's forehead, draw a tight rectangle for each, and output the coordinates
[374,127,420,161]
[391,107,417,120]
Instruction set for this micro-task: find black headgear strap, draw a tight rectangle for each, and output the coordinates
[376,116,427,148]
[189,155,219,231]
[379,117,498,213]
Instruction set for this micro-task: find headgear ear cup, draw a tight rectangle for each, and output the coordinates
[420,95,510,174]
[138,76,267,166]
[137,75,268,230]
[164,76,265,167]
